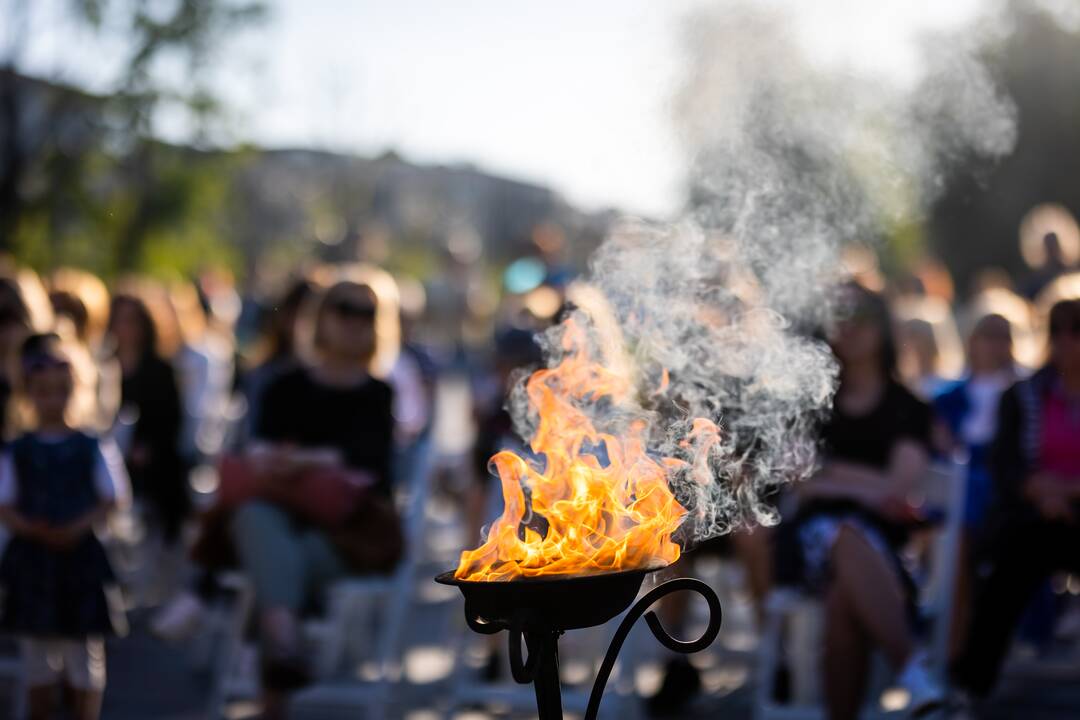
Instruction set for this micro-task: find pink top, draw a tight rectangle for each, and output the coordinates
[1040,386,1080,481]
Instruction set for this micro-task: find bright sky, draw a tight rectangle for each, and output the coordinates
[16,0,988,217]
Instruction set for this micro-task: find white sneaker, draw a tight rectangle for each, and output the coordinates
[150,591,206,642]
[896,652,946,717]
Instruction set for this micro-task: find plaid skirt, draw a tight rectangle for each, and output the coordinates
[0,535,121,638]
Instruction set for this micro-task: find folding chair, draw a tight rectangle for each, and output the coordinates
[288,438,434,720]
[754,458,968,720]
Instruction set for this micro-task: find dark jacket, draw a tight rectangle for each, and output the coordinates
[986,366,1058,528]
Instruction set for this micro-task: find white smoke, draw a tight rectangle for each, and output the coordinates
[511,2,1017,544]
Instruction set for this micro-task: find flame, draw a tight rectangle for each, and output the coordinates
[455,318,721,581]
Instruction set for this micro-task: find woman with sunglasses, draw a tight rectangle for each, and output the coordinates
[231,267,400,719]
[774,284,944,719]
[954,298,1080,704]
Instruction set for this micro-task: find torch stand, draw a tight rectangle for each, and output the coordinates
[440,572,722,720]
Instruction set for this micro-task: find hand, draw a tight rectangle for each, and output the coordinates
[1025,473,1075,522]
[127,444,151,469]
[1033,492,1075,522]
[18,518,52,543]
[878,493,921,524]
[37,523,86,551]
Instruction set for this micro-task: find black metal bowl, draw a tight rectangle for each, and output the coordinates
[435,567,662,633]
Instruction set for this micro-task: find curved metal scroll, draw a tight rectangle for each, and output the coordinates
[583,577,722,720]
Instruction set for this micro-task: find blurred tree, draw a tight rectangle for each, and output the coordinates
[0,0,265,274]
[927,2,1080,294]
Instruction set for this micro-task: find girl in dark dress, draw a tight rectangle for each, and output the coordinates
[0,333,129,720]
[107,293,189,543]
[775,284,944,720]
[232,266,399,720]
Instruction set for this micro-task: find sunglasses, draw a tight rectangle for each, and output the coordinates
[22,354,71,374]
[329,298,377,320]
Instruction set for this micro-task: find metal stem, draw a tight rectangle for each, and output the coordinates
[527,631,564,720]
[495,577,721,720]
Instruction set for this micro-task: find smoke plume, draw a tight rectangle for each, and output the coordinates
[510,3,1017,545]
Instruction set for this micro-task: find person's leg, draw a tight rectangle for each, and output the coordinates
[232,500,311,718]
[21,639,58,720]
[829,524,912,670]
[27,686,53,720]
[232,500,309,613]
[298,529,349,598]
[949,533,974,662]
[732,526,773,627]
[63,637,106,720]
[954,520,1050,696]
[823,580,872,720]
[260,532,348,720]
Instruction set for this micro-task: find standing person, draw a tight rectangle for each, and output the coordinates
[774,284,944,720]
[953,299,1080,704]
[107,292,188,543]
[0,272,54,438]
[47,268,121,433]
[934,314,1018,657]
[232,266,400,719]
[0,333,129,720]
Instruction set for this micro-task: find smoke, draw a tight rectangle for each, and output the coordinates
[510,3,1017,545]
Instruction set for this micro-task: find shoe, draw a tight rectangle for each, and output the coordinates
[150,591,206,642]
[481,648,503,683]
[261,643,312,692]
[645,658,701,717]
[897,652,946,717]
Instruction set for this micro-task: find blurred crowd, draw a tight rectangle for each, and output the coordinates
[0,203,1076,720]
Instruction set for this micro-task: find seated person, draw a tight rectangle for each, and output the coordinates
[774,284,943,720]
[953,299,1080,702]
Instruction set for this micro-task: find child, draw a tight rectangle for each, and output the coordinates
[0,333,129,720]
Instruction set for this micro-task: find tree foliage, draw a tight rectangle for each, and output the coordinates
[0,0,265,278]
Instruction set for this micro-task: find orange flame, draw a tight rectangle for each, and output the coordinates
[455,318,720,581]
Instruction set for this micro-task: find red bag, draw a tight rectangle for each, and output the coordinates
[216,454,373,527]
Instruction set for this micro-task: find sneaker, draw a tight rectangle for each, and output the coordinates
[646,658,701,717]
[150,591,206,642]
[897,652,946,717]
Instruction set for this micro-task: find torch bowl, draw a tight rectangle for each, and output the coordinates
[436,567,661,633]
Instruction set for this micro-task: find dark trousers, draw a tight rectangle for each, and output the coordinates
[954,512,1080,696]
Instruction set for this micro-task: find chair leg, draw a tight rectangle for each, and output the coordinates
[208,575,255,719]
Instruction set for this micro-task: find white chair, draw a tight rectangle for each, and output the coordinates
[754,458,968,720]
[206,439,434,720]
[288,440,434,720]
[205,572,257,718]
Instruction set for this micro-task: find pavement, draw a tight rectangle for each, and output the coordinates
[91,518,1080,720]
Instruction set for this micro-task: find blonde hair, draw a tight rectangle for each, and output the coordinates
[963,287,1039,369]
[892,295,964,380]
[1020,204,1080,269]
[48,267,111,346]
[298,264,400,379]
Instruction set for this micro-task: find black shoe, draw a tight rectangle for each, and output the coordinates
[261,646,312,692]
[646,658,701,717]
[481,648,503,683]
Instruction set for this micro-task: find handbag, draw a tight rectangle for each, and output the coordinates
[215,454,373,528]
